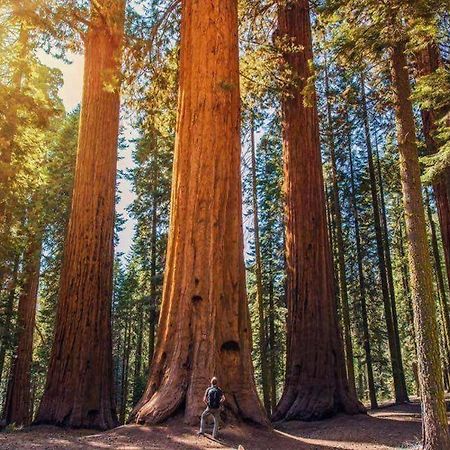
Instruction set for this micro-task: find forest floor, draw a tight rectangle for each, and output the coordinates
[0,400,447,450]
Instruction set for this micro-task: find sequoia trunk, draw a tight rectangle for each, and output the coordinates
[273,0,364,421]
[131,0,267,426]
[35,0,125,430]
[390,40,450,450]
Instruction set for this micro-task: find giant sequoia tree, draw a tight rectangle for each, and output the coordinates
[272,0,364,421]
[131,0,267,426]
[35,0,125,430]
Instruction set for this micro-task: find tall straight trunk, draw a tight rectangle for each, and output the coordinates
[324,59,356,397]
[2,237,42,426]
[390,39,450,450]
[133,296,144,404]
[374,137,407,397]
[426,192,450,382]
[267,267,277,411]
[35,0,125,430]
[0,257,19,382]
[326,184,340,304]
[131,0,267,426]
[348,135,378,409]
[273,0,364,421]
[148,149,158,368]
[250,118,271,414]
[360,73,408,403]
[119,317,131,424]
[416,43,450,289]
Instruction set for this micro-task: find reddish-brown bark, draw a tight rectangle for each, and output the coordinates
[273,0,364,421]
[131,0,268,427]
[35,0,125,430]
[2,237,41,426]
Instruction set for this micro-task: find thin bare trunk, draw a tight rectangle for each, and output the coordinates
[250,118,271,414]
[324,59,356,397]
[348,132,378,409]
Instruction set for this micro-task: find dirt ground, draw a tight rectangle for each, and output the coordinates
[0,401,442,450]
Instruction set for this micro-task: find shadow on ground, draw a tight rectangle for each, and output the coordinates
[0,401,442,449]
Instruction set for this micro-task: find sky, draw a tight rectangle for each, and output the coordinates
[37,50,137,258]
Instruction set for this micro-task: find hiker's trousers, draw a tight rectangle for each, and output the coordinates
[199,407,220,438]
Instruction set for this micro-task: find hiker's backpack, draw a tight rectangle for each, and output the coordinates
[207,386,222,409]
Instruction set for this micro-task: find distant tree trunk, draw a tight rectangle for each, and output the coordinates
[2,237,42,426]
[250,118,271,414]
[426,192,450,382]
[390,39,450,450]
[273,0,364,421]
[360,73,408,403]
[416,43,450,289]
[35,0,125,430]
[324,59,356,397]
[348,134,378,409]
[119,317,131,424]
[131,0,267,426]
[148,147,159,368]
[133,296,144,404]
[267,267,277,411]
[0,257,19,382]
[374,137,407,399]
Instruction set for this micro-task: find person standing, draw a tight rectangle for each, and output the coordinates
[198,377,225,439]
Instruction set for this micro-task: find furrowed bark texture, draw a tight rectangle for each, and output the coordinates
[273,0,364,421]
[390,41,450,450]
[131,0,268,427]
[2,238,41,426]
[35,0,125,430]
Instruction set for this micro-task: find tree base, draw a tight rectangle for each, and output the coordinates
[35,404,118,431]
[272,385,366,422]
